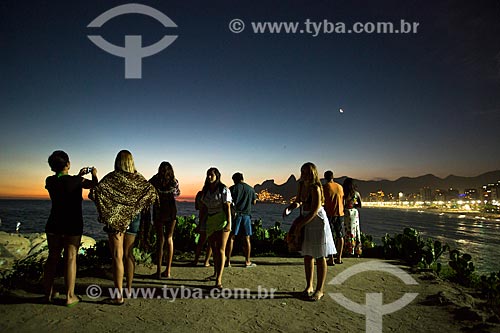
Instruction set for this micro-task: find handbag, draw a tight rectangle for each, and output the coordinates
[286,215,304,252]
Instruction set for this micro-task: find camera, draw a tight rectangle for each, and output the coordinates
[83,167,94,175]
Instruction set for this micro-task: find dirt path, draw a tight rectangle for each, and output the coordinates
[1,256,497,332]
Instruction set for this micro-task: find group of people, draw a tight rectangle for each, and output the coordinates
[43,150,361,305]
[43,149,258,306]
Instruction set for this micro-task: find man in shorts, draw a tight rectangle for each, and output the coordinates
[323,170,345,265]
[226,172,257,267]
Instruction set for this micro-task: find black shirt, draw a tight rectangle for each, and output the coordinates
[45,175,85,235]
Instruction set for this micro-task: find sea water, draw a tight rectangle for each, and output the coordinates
[1,199,499,272]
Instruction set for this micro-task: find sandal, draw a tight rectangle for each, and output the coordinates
[66,295,82,308]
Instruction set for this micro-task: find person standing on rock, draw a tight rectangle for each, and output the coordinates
[44,150,98,306]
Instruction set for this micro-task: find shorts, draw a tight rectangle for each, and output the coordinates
[126,214,141,235]
[103,214,140,235]
[328,215,345,239]
[232,214,252,236]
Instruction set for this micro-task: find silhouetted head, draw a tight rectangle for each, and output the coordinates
[48,150,69,173]
[232,172,244,184]
[324,170,334,181]
[158,161,175,183]
[300,162,320,184]
[114,150,136,173]
[342,177,356,197]
[203,167,224,194]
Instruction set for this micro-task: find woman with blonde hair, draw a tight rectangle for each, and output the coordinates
[199,167,232,289]
[91,150,157,305]
[149,161,180,279]
[283,162,335,301]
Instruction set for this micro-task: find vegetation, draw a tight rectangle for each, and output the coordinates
[1,216,499,311]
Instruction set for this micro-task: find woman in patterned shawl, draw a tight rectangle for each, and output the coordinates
[91,150,157,305]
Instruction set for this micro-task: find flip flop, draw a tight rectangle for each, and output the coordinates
[334,259,344,264]
[66,295,82,308]
[300,290,313,298]
[245,263,257,268]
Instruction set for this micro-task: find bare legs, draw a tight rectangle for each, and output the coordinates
[123,234,136,293]
[225,234,235,267]
[303,256,314,295]
[154,221,165,278]
[64,236,81,305]
[108,232,135,303]
[43,234,63,302]
[208,230,230,287]
[336,238,344,263]
[303,256,327,301]
[154,220,176,277]
[43,234,81,305]
[163,220,176,277]
[193,231,212,266]
[226,235,252,266]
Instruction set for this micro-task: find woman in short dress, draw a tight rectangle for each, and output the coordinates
[283,162,336,301]
[149,161,180,279]
[199,167,232,289]
[343,177,362,257]
[44,150,98,306]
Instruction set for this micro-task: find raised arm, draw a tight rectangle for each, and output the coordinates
[283,182,303,218]
[82,167,98,189]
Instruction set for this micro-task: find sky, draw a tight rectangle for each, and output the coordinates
[1,0,499,200]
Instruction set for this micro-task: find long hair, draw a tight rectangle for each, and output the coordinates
[114,150,136,173]
[343,177,356,199]
[48,150,69,173]
[300,162,324,204]
[157,161,175,187]
[202,167,225,195]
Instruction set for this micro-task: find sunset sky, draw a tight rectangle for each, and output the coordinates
[1,0,499,201]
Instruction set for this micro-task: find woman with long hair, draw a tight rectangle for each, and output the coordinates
[91,150,157,305]
[44,150,98,306]
[149,161,180,279]
[199,167,232,289]
[342,177,362,257]
[283,162,335,301]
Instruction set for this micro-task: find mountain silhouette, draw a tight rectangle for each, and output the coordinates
[253,170,500,199]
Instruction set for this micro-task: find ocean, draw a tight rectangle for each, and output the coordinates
[1,199,499,273]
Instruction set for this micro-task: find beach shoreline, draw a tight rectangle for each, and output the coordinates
[363,204,500,221]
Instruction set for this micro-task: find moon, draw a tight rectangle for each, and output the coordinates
[339,108,344,113]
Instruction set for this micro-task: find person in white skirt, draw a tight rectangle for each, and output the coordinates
[283,162,336,301]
